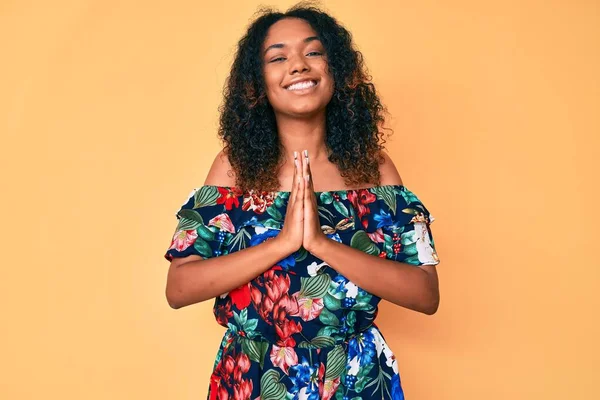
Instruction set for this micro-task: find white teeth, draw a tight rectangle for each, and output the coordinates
[286,80,316,91]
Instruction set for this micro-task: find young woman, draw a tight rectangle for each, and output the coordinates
[164,4,441,399]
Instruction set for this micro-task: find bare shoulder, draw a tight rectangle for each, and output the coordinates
[378,150,404,186]
[203,150,237,186]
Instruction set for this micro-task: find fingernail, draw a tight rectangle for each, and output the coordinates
[294,151,298,159]
[303,150,308,157]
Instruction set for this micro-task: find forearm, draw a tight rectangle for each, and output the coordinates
[170,237,294,308]
[310,238,437,314]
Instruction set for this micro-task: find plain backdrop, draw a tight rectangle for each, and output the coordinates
[1,0,598,399]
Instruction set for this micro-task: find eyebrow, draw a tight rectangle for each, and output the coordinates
[263,36,321,56]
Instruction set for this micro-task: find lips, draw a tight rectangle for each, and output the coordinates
[284,79,318,90]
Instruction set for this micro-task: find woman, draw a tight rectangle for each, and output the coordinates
[164,4,441,399]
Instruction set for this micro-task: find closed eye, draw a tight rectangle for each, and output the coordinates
[269,52,323,63]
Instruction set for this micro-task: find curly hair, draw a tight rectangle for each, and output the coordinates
[217,1,393,194]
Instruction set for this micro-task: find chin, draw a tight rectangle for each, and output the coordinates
[284,106,326,118]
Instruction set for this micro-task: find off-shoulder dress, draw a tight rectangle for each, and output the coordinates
[164,184,440,400]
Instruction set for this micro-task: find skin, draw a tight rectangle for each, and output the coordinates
[167,17,440,314]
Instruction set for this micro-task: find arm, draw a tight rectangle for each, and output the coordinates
[308,239,439,315]
[166,237,294,309]
[307,150,440,315]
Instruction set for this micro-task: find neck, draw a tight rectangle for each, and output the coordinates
[275,112,329,163]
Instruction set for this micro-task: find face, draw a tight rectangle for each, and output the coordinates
[261,18,335,118]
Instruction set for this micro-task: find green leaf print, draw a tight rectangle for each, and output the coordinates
[296,246,309,262]
[177,209,204,226]
[297,336,337,349]
[274,194,286,208]
[371,186,398,216]
[323,293,341,310]
[193,237,213,258]
[197,224,215,241]
[403,254,422,265]
[319,192,333,204]
[193,186,220,208]
[263,218,282,230]
[317,325,341,339]
[299,274,331,298]
[234,309,247,326]
[260,370,287,400]
[333,201,350,218]
[354,291,373,306]
[350,231,381,256]
[400,227,416,242]
[402,242,419,256]
[325,345,346,379]
[243,318,258,334]
[354,363,375,393]
[267,205,282,220]
[399,188,420,206]
[241,337,261,364]
[319,307,340,326]
[345,311,356,327]
[176,216,201,231]
[328,281,346,300]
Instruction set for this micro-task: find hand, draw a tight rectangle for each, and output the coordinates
[299,150,329,253]
[276,151,305,254]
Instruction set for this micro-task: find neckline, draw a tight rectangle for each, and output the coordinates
[200,183,406,195]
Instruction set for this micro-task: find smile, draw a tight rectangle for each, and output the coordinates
[285,80,318,91]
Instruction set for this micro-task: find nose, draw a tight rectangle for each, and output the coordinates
[288,53,310,75]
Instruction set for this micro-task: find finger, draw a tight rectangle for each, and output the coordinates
[299,153,305,210]
[291,151,299,204]
[303,149,309,183]
[303,150,310,198]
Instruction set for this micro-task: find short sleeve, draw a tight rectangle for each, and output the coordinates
[379,188,440,267]
[164,188,230,262]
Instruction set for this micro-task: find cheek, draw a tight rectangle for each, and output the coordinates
[263,68,281,92]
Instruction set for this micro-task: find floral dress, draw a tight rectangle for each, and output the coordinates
[164,184,440,400]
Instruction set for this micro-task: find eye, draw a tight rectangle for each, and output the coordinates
[307,51,322,56]
[269,57,285,63]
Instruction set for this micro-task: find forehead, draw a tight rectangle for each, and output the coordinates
[262,18,319,49]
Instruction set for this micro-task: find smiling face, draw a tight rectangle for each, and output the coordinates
[261,17,335,118]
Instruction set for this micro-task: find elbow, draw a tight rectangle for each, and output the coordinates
[166,288,182,309]
[165,280,186,309]
[422,294,440,315]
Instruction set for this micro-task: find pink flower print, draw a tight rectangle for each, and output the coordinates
[209,213,236,233]
[367,227,385,243]
[295,297,324,321]
[270,345,299,374]
[169,229,198,252]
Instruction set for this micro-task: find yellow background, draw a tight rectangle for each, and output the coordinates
[1,0,598,399]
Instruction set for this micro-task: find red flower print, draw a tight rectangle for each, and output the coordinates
[169,229,198,252]
[241,191,275,214]
[214,300,233,327]
[216,187,243,211]
[347,189,377,228]
[250,270,302,347]
[210,349,253,400]
[229,283,251,310]
[274,318,302,347]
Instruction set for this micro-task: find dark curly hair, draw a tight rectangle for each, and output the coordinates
[218,1,393,194]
